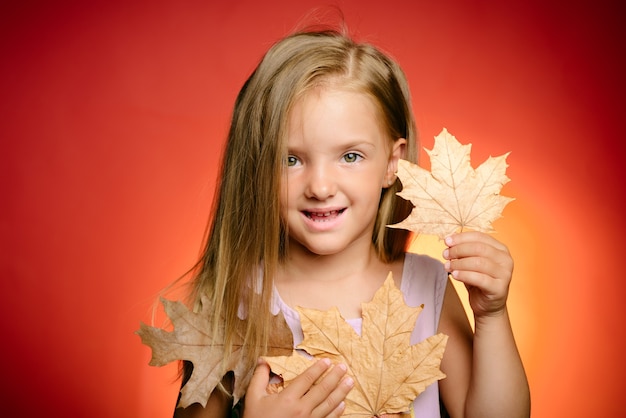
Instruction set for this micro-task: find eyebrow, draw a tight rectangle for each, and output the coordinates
[332,139,379,152]
[286,140,378,154]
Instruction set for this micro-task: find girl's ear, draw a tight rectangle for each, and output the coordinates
[383,138,407,188]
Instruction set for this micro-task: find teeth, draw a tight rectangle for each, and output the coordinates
[306,210,343,220]
[312,211,334,217]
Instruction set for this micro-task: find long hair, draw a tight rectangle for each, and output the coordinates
[182,28,419,398]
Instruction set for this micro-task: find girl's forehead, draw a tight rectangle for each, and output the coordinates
[293,84,379,115]
[290,86,378,123]
[286,86,392,150]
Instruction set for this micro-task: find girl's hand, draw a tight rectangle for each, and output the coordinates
[243,358,354,418]
[442,231,514,318]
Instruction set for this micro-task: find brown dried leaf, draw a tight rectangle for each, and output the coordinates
[390,128,514,239]
[136,295,293,408]
[264,274,448,417]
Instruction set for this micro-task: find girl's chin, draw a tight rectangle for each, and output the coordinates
[288,238,347,257]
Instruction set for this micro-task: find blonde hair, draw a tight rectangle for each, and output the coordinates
[181,28,418,398]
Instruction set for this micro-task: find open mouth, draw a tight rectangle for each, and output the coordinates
[304,208,346,222]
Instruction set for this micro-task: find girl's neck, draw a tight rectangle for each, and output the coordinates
[275,239,404,318]
[280,240,382,283]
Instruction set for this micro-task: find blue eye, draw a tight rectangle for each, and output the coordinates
[343,152,362,163]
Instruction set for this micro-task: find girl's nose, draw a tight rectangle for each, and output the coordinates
[304,166,337,200]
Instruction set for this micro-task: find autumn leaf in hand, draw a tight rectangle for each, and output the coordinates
[263,274,448,417]
[136,296,293,408]
[391,128,514,238]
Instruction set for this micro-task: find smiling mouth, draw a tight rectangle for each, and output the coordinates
[304,209,346,222]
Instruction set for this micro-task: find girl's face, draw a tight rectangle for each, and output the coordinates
[281,86,405,257]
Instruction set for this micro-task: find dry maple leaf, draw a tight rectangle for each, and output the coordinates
[390,128,514,239]
[136,295,293,408]
[263,274,448,417]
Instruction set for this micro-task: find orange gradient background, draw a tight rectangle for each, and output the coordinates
[2,0,624,417]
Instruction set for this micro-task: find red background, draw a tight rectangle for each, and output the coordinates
[2,0,624,416]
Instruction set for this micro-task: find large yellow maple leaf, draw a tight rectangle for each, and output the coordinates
[390,128,514,239]
[264,274,448,417]
[136,296,293,408]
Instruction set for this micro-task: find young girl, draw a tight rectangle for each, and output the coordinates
[173,28,530,418]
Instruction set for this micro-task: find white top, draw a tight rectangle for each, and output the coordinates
[272,252,448,417]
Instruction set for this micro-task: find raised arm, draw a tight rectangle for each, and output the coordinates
[438,231,530,418]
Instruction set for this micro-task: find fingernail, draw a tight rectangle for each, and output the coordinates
[336,363,347,371]
[442,249,449,259]
[444,261,451,271]
[343,376,354,387]
[445,236,453,246]
[321,358,331,366]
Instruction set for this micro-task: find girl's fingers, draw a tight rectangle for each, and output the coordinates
[281,358,332,398]
[445,231,507,251]
[274,359,352,418]
[443,233,513,278]
[307,364,353,416]
[324,399,347,418]
[444,237,505,262]
[449,267,498,292]
[246,359,272,400]
[244,358,352,418]
[446,255,511,282]
[443,232,514,316]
